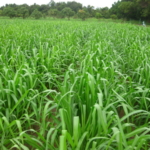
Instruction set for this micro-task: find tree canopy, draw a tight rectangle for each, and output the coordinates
[0,0,150,21]
[62,7,75,20]
[110,0,150,21]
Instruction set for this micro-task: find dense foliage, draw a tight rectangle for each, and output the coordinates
[0,0,150,21]
[111,0,150,21]
[0,19,150,150]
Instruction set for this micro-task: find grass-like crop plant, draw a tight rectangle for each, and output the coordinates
[0,19,150,150]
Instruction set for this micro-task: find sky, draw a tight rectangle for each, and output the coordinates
[0,0,118,8]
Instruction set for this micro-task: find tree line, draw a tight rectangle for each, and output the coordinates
[0,0,149,21]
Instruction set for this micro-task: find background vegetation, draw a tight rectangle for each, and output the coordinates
[0,0,150,22]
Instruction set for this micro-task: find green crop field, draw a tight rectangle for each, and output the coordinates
[0,19,150,150]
